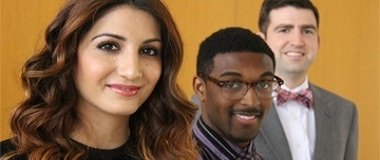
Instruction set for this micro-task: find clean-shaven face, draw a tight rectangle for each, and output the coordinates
[75,5,162,118]
[264,6,319,77]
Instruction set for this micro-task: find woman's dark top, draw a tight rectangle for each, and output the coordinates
[0,138,138,160]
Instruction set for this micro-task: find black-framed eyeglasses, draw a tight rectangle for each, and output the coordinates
[199,73,284,100]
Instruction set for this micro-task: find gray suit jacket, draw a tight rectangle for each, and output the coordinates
[254,83,358,160]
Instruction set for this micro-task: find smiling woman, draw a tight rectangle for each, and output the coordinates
[0,0,198,160]
[75,5,162,117]
[2,0,379,160]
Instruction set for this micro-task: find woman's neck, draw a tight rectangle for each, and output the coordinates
[71,117,130,149]
[71,105,130,149]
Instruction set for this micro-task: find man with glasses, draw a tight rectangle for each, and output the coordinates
[192,27,283,160]
[254,0,358,160]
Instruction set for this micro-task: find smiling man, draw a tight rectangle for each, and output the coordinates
[192,27,283,160]
[254,1,358,160]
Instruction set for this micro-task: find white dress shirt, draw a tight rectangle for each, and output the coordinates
[275,79,316,160]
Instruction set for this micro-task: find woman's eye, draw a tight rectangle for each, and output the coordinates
[140,47,160,56]
[97,41,119,52]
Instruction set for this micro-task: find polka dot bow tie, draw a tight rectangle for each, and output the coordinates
[276,88,313,108]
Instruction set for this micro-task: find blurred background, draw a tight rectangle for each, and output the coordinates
[1,0,379,159]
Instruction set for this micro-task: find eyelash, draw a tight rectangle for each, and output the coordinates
[96,41,161,57]
[277,28,315,34]
[304,29,315,34]
[97,41,120,53]
[140,46,160,56]
[222,79,272,88]
[278,28,289,33]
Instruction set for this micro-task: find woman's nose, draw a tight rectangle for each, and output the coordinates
[116,49,143,81]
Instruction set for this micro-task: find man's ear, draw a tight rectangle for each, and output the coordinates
[257,32,266,40]
[193,76,206,102]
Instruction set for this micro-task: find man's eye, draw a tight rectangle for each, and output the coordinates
[140,47,160,56]
[278,28,290,33]
[223,81,243,90]
[304,29,315,35]
[97,41,119,52]
[256,80,271,89]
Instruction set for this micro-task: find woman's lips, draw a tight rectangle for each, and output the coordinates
[107,84,141,97]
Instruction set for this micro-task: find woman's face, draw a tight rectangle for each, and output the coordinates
[75,5,162,118]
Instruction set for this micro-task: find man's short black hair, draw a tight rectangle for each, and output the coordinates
[196,27,275,76]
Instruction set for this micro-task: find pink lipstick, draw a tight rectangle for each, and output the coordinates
[107,84,141,97]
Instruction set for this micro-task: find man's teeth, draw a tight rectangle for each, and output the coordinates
[236,114,257,120]
[286,52,304,56]
[234,110,261,120]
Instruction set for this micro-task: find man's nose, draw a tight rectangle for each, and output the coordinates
[290,31,305,47]
[240,87,260,107]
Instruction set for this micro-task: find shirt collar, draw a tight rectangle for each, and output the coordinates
[193,118,256,159]
[281,77,309,93]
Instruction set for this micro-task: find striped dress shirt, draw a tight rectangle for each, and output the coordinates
[193,118,264,160]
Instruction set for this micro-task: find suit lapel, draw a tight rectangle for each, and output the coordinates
[259,104,292,160]
[258,83,337,160]
[310,84,335,160]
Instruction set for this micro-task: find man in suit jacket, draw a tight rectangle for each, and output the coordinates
[254,0,358,160]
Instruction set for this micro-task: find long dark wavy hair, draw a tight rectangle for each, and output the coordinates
[2,0,198,159]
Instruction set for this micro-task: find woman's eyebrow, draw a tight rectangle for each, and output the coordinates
[91,33,126,41]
